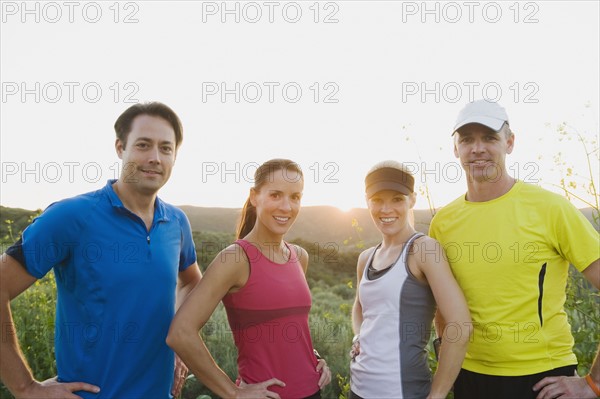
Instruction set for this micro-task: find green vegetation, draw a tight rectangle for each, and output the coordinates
[567,267,600,376]
[549,121,600,376]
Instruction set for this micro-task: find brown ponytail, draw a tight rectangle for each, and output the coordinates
[236,197,257,239]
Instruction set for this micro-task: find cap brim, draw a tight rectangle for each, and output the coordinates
[453,116,505,135]
[366,181,412,197]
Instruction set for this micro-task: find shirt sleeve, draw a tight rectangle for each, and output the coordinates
[177,210,197,271]
[17,201,81,279]
[551,199,600,272]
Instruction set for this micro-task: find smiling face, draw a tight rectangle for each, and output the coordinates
[116,114,177,196]
[250,167,304,239]
[454,123,514,184]
[367,190,416,237]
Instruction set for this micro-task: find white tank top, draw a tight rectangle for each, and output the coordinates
[350,233,436,398]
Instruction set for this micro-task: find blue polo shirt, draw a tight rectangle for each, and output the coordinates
[9,180,197,399]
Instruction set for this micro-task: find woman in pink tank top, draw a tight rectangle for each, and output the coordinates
[167,159,331,399]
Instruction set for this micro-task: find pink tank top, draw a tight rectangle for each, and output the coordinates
[222,240,320,399]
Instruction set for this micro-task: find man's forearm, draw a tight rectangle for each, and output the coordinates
[0,299,36,397]
[175,265,202,311]
[176,285,194,310]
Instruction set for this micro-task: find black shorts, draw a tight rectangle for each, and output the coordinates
[349,390,363,399]
[453,365,577,399]
[303,390,321,399]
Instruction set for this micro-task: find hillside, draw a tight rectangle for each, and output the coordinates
[180,205,433,248]
[2,205,597,248]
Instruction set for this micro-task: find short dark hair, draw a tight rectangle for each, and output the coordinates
[114,102,183,149]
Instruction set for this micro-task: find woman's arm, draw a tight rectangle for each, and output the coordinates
[293,244,332,388]
[296,245,309,275]
[166,244,285,399]
[351,249,372,335]
[350,249,372,359]
[414,237,472,399]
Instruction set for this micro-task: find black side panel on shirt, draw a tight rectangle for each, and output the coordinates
[537,262,547,327]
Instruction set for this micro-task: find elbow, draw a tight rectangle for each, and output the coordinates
[166,321,188,353]
[457,317,473,348]
[165,326,178,351]
[441,316,472,349]
[166,316,205,356]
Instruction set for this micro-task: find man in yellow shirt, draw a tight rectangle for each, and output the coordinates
[429,100,600,399]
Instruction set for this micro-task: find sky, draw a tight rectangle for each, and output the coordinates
[1,0,599,212]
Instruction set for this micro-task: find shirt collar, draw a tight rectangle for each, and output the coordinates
[103,179,169,222]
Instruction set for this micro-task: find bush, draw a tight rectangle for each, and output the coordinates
[1,274,57,399]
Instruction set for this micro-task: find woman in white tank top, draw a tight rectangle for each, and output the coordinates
[349,161,472,399]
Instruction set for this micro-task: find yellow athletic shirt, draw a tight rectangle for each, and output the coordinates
[429,180,599,375]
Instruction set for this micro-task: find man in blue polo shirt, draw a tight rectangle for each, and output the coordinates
[0,102,202,398]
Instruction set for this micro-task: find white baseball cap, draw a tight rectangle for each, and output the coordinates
[453,100,509,134]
